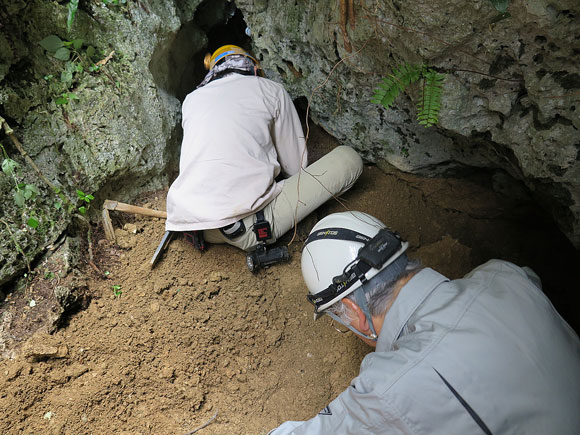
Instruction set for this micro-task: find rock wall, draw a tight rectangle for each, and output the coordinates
[1,0,578,288]
[0,0,194,286]
[236,0,580,247]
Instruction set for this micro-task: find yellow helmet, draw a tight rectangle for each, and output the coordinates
[203,44,260,71]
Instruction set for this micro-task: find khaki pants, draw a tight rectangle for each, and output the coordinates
[204,146,363,251]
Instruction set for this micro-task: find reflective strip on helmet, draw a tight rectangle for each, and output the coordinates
[307,233,409,313]
[213,50,238,64]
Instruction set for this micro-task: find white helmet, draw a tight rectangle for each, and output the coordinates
[301,211,409,314]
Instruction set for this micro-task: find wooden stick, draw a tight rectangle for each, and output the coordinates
[103,200,167,218]
[102,207,116,242]
[102,200,166,242]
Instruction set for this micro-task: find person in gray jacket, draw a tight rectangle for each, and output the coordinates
[270,211,580,434]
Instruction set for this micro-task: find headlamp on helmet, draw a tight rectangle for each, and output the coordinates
[301,212,409,342]
[306,228,407,313]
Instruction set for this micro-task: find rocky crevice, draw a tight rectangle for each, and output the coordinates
[1,0,579,295]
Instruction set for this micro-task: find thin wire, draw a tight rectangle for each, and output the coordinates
[183,411,218,435]
[287,37,374,247]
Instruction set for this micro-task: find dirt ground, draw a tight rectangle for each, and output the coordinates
[1,127,578,434]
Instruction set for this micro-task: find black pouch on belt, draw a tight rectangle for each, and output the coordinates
[253,210,272,242]
[220,219,246,240]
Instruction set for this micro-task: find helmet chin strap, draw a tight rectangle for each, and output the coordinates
[326,287,378,341]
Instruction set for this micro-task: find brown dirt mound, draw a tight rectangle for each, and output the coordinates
[1,132,578,434]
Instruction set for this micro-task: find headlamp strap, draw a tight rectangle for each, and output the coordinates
[307,259,373,312]
[304,227,371,246]
[351,261,371,284]
[308,271,356,308]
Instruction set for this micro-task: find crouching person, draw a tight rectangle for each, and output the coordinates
[160,45,363,270]
[270,211,580,434]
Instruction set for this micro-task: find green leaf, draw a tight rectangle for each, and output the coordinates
[112,284,122,297]
[72,38,83,50]
[78,206,87,215]
[39,35,63,53]
[86,46,96,58]
[85,194,94,201]
[54,200,62,210]
[13,191,25,207]
[67,0,80,33]
[23,184,40,200]
[54,47,71,61]
[372,63,422,111]
[76,189,85,199]
[60,70,73,84]
[55,96,69,105]
[68,93,80,101]
[417,69,445,128]
[27,217,40,229]
[489,0,510,13]
[1,158,19,176]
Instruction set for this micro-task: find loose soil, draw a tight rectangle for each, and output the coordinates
[1,127,578,434]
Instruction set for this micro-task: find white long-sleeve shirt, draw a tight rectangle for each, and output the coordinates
[271,260,580,434]
[166,74,307,231]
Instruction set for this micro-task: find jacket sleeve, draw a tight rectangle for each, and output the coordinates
[272,87,307,177]
[268,383,410,435]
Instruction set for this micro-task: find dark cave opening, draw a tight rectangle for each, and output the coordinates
[148,0,256,181]
[149,0,252,102]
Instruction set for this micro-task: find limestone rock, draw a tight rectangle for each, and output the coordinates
[1,0,578,295]
[237,0,580,247]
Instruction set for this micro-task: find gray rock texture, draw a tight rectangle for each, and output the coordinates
[1,0,194,286]
[237,0,579,247]
[1,0,579,292]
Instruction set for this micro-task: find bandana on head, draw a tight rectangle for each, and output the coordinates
[197,54,258,88]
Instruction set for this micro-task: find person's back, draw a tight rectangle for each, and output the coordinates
[159,47,363,268]
[356,260,580,434]
[153,46,363,269]
[167,73,306,231]
[271,212,580,434]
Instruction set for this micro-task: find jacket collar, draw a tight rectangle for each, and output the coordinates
[376,268,448,352]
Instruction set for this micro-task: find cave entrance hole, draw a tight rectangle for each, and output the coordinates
[149,0,252,102]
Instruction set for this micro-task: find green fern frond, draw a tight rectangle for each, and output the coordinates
[371,63,422,111]
[373,63,445,128]
[417,68,445,128]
